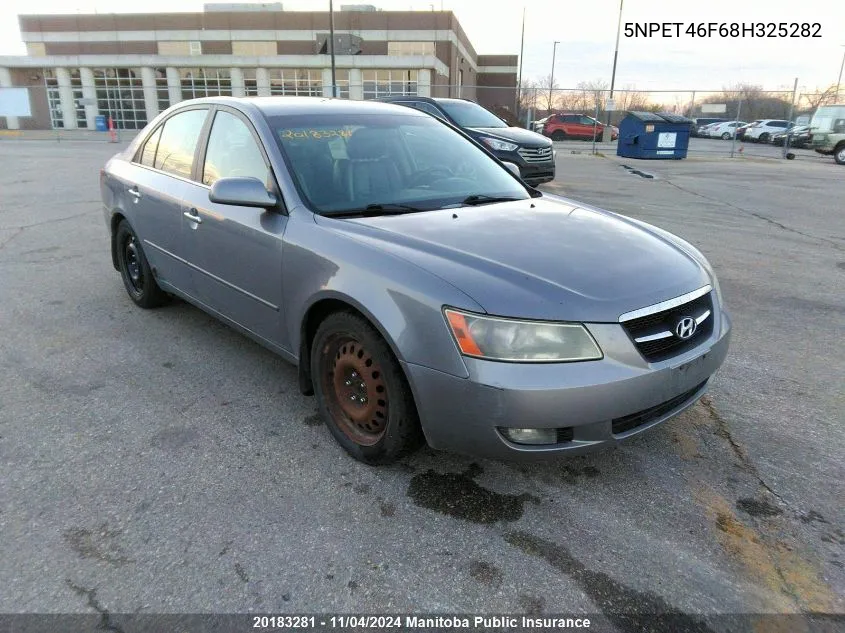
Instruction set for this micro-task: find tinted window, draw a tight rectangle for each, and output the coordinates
[202,110,269,187]
[770,121,788,128]
[154,109,208,179]
[563,115,580,123]
[435,100,507,128]
[139,125,162,167]
[409,101,446,120]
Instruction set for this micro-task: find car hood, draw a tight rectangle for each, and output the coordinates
[468,126,552,147]
[322,197,710,322]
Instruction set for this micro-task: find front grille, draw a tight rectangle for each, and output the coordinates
[621,292,714,362]
[518,145,553,163]
[612,380,707,435]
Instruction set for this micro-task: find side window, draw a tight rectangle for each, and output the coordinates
[413,102,446,120]
[564,115,579,123]
[202,110,270,187]
[139,125,163,167]
[154,109,208,179]
[579,116,596,125]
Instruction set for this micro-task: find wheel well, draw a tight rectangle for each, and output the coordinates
[109,212,126,271]
[298,298,369,396]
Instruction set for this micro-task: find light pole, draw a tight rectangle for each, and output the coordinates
[548,40,559,113]
[328,0,337,97]
[837,45,845,100]
[607,0,624,124]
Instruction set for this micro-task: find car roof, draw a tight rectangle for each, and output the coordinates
[174,96,422,118]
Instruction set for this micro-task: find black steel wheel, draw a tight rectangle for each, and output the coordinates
[115,220,168,308]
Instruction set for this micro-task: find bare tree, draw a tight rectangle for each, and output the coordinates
[799,85,840,111]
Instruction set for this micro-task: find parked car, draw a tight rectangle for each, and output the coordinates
[809,104,845,164]
[377,96,555,186]
[541,113,618,141]
[100,96,730,464]
[735,120,762,141]
[743,119,791,143]
[690,117,727,137]
[696,122,721,137]
[771,125,812,148]
[707,121,747,140]
[532,116,549,133]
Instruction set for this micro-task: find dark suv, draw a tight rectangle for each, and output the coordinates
[377,96,555,186]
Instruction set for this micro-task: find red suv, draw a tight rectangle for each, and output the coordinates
[543,113,618,141]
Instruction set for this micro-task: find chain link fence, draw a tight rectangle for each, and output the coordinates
[0,82,839,164]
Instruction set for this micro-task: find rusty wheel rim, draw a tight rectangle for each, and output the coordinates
[321,334,388,446]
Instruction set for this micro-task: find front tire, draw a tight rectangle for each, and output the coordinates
[758,132,770,143]
[115,220,168,308]
[311,312,423,465]
[834,143,845,165]
[721,132,731,140]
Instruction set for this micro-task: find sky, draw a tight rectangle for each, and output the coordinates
[1,0,843,96]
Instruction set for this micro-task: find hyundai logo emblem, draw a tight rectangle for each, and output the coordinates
[675,316,697,340]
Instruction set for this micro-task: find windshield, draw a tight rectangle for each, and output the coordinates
[270,113,529,215]
[436,100,508,128]
[811,105,845,132]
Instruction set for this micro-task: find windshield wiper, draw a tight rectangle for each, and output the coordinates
[328,203,427,218]
[460,194,523,206]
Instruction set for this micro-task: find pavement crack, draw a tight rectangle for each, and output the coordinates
[65,579,125,633]
[701,397,787,507]
[662,179,843,252]
[2,209,100,234]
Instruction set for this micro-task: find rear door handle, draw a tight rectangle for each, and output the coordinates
[127,187,141,201]
[183,209,202,224]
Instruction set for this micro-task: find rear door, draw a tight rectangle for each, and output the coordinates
[180,106,288,348]
[128,106,210,294]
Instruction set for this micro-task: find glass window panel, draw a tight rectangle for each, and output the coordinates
[154,109,208,179]
[202,111,269,186]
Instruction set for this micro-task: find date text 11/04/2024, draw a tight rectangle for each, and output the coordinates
[624,22,821,38]
[252,615,592,629]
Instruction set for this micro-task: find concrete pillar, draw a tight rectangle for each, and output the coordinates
[140,67,160,121]
[230,67,245,97]
[417,69,431,97]
[78,67,98,129]
[256,68,271,96]
[321,68,333,98]
[55,67,77,130]
[165,67,182,106]
[0,67,20,129]
[348,68,363,101]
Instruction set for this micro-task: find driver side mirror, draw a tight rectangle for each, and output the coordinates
[209,177,278,209]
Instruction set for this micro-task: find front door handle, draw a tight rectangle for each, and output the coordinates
[127,187,141,202]
[183,209,202,224]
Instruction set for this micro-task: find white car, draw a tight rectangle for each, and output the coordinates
[708,121,747,140]
[744,119,791,143]
[697,122,721,136]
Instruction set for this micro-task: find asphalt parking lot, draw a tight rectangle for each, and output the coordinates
[1,139,843,628]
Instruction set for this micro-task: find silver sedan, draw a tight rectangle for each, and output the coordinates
[100,97,731,464]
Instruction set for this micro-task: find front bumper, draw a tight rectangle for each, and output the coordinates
[518,160,556,185]
[403,307,731,460]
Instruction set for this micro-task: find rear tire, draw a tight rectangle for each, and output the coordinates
[551,130,566,141]
[721,132,731,140]
[311,312,423,465]
[834,144,845,165]
[115,220,169,309]
[758,132,770,143]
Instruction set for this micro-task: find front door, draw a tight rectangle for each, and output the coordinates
[181,107,288,349]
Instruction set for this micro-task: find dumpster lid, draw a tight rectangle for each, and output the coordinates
[656,111,692,123]
[625,111,666,122]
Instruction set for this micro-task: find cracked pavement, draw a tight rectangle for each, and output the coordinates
[0,140,843,630]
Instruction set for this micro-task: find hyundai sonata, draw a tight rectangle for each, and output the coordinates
[100,97,730,464]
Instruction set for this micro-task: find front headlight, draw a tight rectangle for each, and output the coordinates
[479,137,519,152]
[444,308,603,362]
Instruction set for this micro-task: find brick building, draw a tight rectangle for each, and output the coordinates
[0,4,518,130]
